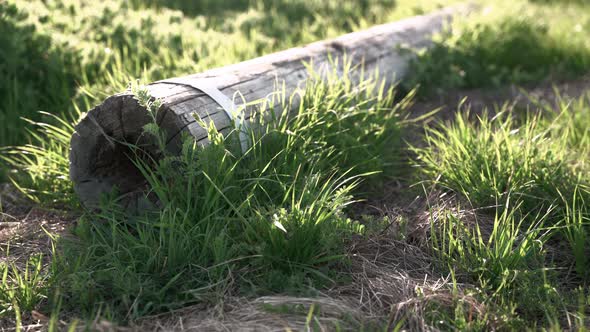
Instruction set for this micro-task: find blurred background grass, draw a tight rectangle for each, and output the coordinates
[405,0,590,95]
[0,0,455,151]
[1,1,590,328]
[1,0,590,180]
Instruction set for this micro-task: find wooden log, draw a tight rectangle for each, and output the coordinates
[69,5,471,208]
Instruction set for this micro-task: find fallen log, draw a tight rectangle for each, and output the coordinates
[70,5,471,208]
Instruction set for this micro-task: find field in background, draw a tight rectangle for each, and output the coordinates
[0,0,457,154]
[3,0,590,152]
[1,0,590,330]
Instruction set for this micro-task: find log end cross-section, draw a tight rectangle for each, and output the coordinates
[70,93,152,208]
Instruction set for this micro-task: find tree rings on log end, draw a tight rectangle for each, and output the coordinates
[69,93,157,209]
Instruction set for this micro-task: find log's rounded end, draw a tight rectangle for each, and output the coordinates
[69,93,156,208]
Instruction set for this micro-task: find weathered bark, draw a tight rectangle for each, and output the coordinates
[70,5,472,208]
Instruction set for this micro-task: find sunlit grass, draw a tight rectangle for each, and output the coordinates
[416,95,590,328]
[1,254,49,319]
[2,0,590,329]
[45,68,409,320]
[417,111,576,215]
[405,0,590,95]
[0,0,461,156]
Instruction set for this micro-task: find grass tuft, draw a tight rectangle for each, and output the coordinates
[50,68,409,320]
[419,95,590,328]
[0,254,50,319]
[414,109,586,220]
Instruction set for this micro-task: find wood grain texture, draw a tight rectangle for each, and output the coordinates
[70,5,472,208]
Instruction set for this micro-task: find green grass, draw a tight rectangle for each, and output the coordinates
[3,0,590,329]
[1,110,79,206]
[405,0,590,95]
[7,75,585,330]
[0,250,76,331]
[47,68,409,320]
[0,0,457,165]
[0,253,53,324]
[416,96,590,329]
[0,65,412,326]
[415,110,585,219]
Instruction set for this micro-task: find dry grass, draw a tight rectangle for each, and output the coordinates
[0,184,74,331]
[0,191,491,331]
[128,188,496,331]
[2,78,590,331]
[0,185,74,268]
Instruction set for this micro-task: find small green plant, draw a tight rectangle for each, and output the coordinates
[429,200,569,327]
[423,294,493,331]
[0,254,49,318]
[432,200,548,289]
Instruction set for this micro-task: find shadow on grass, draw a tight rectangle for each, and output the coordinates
[0,3,78,149]
[404,17,590,96]
[128,0,250,16]
[129,0,397,43]
[130,0,396,19]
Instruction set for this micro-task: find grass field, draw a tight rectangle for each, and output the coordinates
[1,0,590,330]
